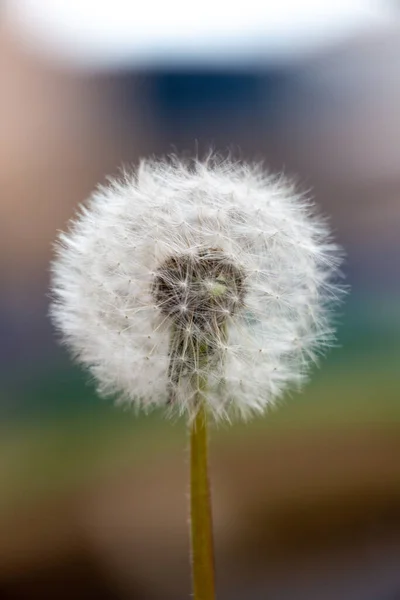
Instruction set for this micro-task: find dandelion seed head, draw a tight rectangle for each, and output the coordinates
[50,156,344,422]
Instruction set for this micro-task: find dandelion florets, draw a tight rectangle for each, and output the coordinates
[50,156,343,422]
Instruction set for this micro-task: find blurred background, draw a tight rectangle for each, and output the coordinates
[1,1,400,598]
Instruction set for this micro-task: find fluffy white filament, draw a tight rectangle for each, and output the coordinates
[50,157,343,422]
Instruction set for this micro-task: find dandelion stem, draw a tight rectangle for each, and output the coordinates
[190,389,216,600]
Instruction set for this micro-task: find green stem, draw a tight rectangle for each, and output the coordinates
[190,395,216,600]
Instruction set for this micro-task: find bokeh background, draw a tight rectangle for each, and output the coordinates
[1,2,400,598]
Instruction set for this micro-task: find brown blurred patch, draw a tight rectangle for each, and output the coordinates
[0,428,399,598]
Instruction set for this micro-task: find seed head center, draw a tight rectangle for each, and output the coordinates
[152,248,245,328]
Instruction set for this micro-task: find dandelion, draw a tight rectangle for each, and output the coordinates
[50,156,343,600]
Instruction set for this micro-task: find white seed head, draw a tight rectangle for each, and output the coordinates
[50,156,344,422]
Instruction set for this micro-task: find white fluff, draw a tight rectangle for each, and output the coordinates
[50,156,343,421]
